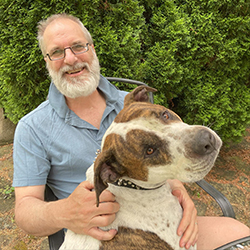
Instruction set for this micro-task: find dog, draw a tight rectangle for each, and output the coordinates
[60,86,222,250]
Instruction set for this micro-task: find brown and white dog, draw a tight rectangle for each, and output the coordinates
[60,86,222,250]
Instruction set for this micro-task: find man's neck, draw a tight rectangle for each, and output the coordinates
[65,89,106,129]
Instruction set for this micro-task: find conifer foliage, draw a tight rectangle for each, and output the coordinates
[0,0,249,142]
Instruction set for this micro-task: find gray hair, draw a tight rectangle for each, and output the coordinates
[37,13,93,56]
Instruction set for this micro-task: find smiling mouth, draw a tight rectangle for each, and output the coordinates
[66,67,85,75]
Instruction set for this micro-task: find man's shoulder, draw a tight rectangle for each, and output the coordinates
[20,100,52,124]
[17,100,59,135]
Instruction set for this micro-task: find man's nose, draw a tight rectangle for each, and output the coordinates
[64,48,78,65]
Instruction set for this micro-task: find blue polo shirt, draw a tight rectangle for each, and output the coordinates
[13,75,127,199]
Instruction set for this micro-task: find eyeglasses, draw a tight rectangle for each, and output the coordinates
[46,43,90,61]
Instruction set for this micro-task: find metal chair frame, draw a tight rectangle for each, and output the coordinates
[214,236,250,250]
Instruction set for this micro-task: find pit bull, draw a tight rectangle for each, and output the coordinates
[60,86,222,250]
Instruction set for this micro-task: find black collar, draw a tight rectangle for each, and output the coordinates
[112,179,164,190]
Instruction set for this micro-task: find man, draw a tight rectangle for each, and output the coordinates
[13,14,249,250]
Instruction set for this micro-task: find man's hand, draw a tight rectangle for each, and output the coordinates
[168,179,198,249]
[62,181,120,241]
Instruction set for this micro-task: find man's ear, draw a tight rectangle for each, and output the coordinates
[124,85,157,108]
[94,149,125,207]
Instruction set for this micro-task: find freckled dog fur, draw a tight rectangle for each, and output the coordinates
[60,86,222,250]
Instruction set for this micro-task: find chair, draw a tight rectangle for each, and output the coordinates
[45,185,65,250]
[214,236,250,250]
[46,77,235,250]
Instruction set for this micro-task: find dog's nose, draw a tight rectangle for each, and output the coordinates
[192,129,217,155]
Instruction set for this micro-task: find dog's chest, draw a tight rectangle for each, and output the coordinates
[101,184,185,249]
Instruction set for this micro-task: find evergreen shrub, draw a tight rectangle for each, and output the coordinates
[0,0,249,142]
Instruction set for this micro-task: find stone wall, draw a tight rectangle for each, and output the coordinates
[0,108,16,145]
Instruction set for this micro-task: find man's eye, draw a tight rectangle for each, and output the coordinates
[51,50,63,56]
[72,44,85,52]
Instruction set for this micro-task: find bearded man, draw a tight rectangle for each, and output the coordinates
[13,14,249,250]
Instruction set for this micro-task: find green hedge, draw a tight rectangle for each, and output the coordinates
[0,0,250,143]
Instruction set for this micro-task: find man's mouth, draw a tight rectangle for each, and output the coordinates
[66,67,85,75]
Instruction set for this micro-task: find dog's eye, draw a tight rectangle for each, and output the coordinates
[146,147,154,155]
[162,111,169,120]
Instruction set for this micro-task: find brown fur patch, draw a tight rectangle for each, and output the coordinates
[94,129,172,204]
[114,102,181,124]
[100,227,174,250]
[99,129,171,181]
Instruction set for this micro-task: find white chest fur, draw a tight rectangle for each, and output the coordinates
[104,183,184,249]
[60,167,196,250]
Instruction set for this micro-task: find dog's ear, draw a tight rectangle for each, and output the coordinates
[94,149,126,207]
[124,85,157,108]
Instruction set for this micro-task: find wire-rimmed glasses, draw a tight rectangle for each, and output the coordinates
[46,43,90,61]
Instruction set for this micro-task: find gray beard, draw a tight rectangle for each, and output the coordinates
[47,54,100,98]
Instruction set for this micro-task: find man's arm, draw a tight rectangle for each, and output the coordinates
[15,181,119,240]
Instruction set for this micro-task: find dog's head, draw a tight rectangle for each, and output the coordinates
[94,86,222,206]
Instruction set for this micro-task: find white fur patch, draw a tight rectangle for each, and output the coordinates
[60,230,101,249]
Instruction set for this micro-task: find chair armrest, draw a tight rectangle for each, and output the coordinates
[106,77,154,103]
[214,236,250,250]
[196,179,235,218]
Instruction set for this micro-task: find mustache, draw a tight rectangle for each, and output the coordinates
[59,62,91,74]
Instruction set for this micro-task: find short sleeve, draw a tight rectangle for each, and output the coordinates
[13,120,50,187]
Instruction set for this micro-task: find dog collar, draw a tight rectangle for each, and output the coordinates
[112,179,164,191]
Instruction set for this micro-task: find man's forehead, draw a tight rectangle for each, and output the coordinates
[43,18,86,50]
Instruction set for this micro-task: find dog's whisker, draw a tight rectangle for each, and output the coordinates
[185,159,212,172]
[203,121,216,128]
